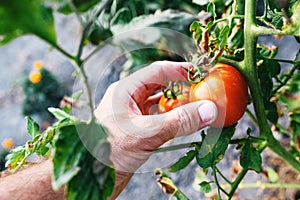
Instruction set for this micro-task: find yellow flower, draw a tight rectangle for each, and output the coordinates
[2,138,14,150]
[33,60,43,70]
[29,71,42,84]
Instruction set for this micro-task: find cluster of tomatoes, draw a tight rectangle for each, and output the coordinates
[158,63,248,128]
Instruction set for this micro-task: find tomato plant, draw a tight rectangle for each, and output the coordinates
[189,63,248,127]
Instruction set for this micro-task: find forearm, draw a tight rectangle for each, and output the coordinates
[108,171,133,200]
[0,159,132,200]
[0,160,65,200]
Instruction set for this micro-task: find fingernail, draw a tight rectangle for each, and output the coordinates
[198,101,218,124]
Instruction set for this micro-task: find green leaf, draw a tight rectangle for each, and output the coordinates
[271,15,284,30]
[111,7,132,25]
[290,112,300,157]
[259,58,280,77]
[57,0,99,14]
[257,44,278,59]
[240,141,262,173]
[267,167,279,183]
[52,124,84,190]
[219,25,230,49]
[279,72,300,111]
[36,145,50,156]
[114,9,196,76]
[48,107,72,121]
[0,0,56,46]
[75,121,108,155]
[71,90,84,101]
[65,150,115,200]
[257,56,281,124]
[88,24,113,45]
[207,1,216,20]
[228,22,244,50]
[196,126,235,169]
[190,21,204,43]
[25,116,39,138]
[282,1,300,36]
[199,181,212,193]
[111,9,196,35]
[5,146,26,170]
[168,150,196,173]
[267,0,281,10]
[52,122,115,200]
[265,101,279,124]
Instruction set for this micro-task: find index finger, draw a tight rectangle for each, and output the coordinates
[123,61,193,100]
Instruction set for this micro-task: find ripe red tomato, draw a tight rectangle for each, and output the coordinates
[189,63,248,127]
[158,85,190,113]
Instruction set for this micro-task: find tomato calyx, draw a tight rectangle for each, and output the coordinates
[158,81,190,114]
[162,81,189,99]
[182,66,209,84]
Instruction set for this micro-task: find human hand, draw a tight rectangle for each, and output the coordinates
[94,61,218,173]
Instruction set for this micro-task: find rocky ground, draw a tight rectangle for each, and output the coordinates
[0,12,299,200]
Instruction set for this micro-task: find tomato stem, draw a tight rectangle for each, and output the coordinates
[228,168,248,198]
[215,166,232,185]
[212,165,229,197]
[51,43,76,61]
[245,108,258,125]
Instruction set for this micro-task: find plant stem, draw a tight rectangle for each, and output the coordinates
[221,181,300,191]
[216,167,232,185]
[272,58,298,64]
[252,26,283,36]
[77,63,95,122]
[273,62,300,93]
[262,0,268,19]
[52,43,76,61]
[228,168,248,198]
[219,57,243,70]
[155,141,202,153]
[67,0,84,26]
[267,137,300,172]
[225,0,258,198]
[242,0,300,174]
[212,166,229,197]
[230,137,265,145]
[239,181,300,189]
[242,0,271,138]
[76,0,112,62]
[245,108,258,125]
[83,42,108,63]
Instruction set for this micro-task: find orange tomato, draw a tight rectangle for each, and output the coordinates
[158,85,190,113]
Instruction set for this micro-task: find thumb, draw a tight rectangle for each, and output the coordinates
[158,100,218,139]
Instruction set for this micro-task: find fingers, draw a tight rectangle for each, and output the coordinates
[142,92,163,114]
[127,61,193,85]
[124,61,193,102]
[154,100,218,140]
